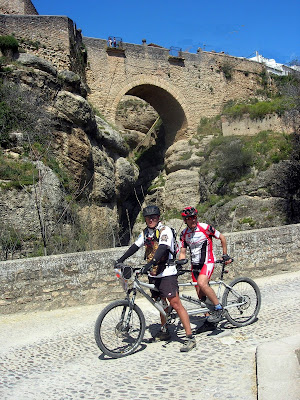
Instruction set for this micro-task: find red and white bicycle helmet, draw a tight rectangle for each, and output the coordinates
[181,206,198,219]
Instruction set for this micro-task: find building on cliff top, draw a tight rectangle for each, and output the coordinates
[249,51,299,76]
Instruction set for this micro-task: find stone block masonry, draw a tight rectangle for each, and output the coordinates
[0,0,38,15]
[0,15,85,75]
[0,224,299,314]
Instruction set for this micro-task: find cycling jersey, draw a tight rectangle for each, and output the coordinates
[135,222,177,278]
[180,222,220,266]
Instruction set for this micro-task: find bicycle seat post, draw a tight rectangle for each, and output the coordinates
[220,261,226,280]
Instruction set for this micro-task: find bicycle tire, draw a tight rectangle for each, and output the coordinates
[94,299,146,358]
[222,277,261,327]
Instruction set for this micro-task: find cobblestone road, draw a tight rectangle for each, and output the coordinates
[0,270,299,400]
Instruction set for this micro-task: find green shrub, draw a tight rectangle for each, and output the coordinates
[180,151,192,161]
[239,217,256,227]
[148,174,166,191]
[163,208,182,220]
[244,131,292,169]
[0,150,37,189]
[196,195,234,217]
[0,35,19,52]
[0,224,22,260]
[197,116,222,135]
[220,61,233,80]
[0,81,53,147]
[223,97,294,120]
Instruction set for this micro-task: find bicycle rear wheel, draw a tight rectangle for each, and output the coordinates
[94,299,146,358]
[222,277,261,327]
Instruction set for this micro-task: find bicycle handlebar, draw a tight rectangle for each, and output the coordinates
[176,258,234,276]
[116,258,234,280]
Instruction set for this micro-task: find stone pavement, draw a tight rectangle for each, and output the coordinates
[0,270,299,400]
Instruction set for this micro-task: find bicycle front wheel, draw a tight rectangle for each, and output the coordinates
[222,277,261,327]
[94,299,146,358]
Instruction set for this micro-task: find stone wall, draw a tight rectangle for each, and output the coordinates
[0,0,38,15]
[0,15,84,74]
[222,113,294,136]
[1,223,299,314]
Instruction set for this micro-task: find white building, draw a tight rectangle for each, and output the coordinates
[249,51,299,76]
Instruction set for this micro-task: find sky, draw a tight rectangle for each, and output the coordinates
[33,0,299,65]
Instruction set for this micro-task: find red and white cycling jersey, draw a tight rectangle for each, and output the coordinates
[180,222,220,266]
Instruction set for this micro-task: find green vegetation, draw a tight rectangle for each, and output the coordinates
[163,208,181,220]
[196,195,234,217]
[148,174,166,191]
[0,35,19,53]
[0,80,52,145]
[239,217,256,227]
[200,131,293,191]
[0,150,37,189]
[19,37,42,50]
[0,224,22,260]
[223,97,294,120]
[197,116,222,136]
[180,151,192,161]
[243,130,292,169]
[219,61,233,80]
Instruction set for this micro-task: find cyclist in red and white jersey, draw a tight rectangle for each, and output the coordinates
[179,206,232,331]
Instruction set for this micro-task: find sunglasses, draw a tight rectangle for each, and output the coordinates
[145,215,159,220]
[186,216,197,221]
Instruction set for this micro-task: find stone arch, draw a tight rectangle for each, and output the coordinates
[109,75,192,146]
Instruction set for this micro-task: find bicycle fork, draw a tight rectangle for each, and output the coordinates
[120,289,137,331]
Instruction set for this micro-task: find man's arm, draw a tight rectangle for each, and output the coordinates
[219,234,232,264]
[179,247,187,260]
[116,244,139,264]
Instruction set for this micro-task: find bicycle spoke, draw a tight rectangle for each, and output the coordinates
[94,300,145,358]
[222,277,261,327]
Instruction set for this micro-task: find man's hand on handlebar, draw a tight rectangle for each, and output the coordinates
[114,260,123,268]
[222,254,233,265]
[140,261,153,275]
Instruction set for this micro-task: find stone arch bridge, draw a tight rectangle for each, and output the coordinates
[0,6,264,146]
[84,38,263,145]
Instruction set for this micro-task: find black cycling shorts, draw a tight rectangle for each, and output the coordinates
[149,275,179,299]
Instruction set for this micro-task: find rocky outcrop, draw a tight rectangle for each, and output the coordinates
[0,54,139,257]
[139,137,299,235]
[95,116,128,156]
[15,53,57,76]
[0,160,65,240]
[116,96,158,133]
[165,139,207,173]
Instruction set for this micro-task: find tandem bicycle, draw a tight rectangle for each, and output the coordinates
[94,259,261,358]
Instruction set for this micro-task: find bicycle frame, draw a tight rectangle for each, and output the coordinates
[115,257,251,327]
[116,261,239,321]
[126,278,169,317]
[178,279,247,315]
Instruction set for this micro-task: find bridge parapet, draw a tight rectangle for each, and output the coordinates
[1,224,299,314]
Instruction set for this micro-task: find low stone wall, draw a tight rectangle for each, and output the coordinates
[221,113,293,136]
[0,224,299,314]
